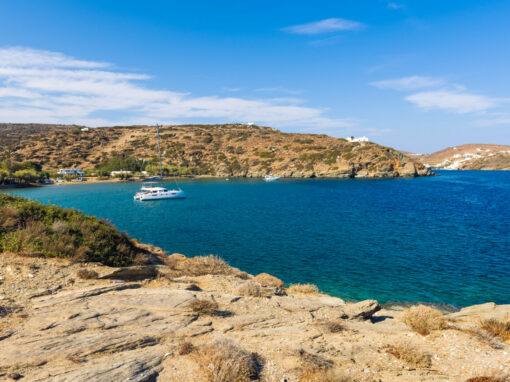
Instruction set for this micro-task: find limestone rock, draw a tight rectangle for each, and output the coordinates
[342,299,381,320]
[448,302,510,322]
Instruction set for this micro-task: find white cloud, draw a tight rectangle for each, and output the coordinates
[388,2,405,10]
[474,113,510,127]
[370,76,444,91]
[0,47,109,68]
[253,86,302,95]
[405,90,496,114]
[282,18,363,35]
[372,74,507,114]
[0,46,353,131]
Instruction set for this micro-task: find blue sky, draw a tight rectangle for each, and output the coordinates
[0,0,509,152]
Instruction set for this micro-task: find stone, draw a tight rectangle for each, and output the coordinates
[99,266,159,281]
[449,302,510,322]
[341,300,381,320]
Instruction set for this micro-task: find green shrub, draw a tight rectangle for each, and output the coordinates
[0,193,140,266]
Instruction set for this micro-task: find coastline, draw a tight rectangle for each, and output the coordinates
[1,249,508,381]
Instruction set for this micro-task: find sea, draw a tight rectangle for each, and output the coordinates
[7,170,510,307]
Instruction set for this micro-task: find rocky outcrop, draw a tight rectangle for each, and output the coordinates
[341,299,381,320]
[0,253,508,381]
[449,302,510,322]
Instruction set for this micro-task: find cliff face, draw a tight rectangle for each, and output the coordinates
[0,123,430,178]
[408,143,510,170]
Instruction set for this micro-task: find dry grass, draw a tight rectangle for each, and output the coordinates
[287,283,319,295]
[187,299,219,316]
[253,273,284,289]
[466,376,510,382]
[383,342,431,368]
[298,348,333,372]
[195,338,260,382]
[236,281,264,297]
[399,305,447,335]
[301,369,355,382]
[479,318,510,340]
[314,319,345,333]
[76,269,99,280]
[178,341,194,355]
[166,254,235,277]
[51,220,69,234]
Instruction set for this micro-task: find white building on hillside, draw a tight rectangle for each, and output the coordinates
[346,136,369,143]
[58,168,85,176]
[111,170,132,177]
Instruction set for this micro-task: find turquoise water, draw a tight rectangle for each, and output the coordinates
[7,171,510,307]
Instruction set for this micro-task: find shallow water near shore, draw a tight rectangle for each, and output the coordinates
[7,170,510,307]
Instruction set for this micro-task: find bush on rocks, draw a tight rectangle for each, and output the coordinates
[399,305,448,335]
[236,281,264,297]
[253,273,284,289]
[0,193,143,267]
[287,283,319,295]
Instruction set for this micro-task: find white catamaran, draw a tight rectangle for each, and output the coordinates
[264,174,280,182]
[134,125,186,201]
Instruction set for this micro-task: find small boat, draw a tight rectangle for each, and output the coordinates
[134,124,185,201]
[264,174,280,182]
[134,182,185,201]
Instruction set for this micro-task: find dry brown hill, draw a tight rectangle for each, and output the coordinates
[408,144,510,170]
[0,123,430,178]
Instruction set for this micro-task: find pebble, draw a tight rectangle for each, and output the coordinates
[28,274,34,278]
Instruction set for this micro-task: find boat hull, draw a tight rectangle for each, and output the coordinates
[134,190,186,201]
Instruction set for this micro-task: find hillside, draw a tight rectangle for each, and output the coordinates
[0,123,430,178]
[0,193,161,266]
[408,144,510,170]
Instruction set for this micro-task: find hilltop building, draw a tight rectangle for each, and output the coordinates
[346,136,369,143]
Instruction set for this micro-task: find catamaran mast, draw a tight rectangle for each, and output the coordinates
[156,124,163,178]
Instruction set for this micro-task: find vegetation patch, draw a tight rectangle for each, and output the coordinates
[479,318,510,340]
[399,305,448,335]
[77,269,99,280]
[0,193,142,266]
[236,281,264,297]
[383,342,431,368]
[165,254,240,277]
[195,338,261,382]
[287,283,319,295]
[187,299,219,316]
[253,272,284,289]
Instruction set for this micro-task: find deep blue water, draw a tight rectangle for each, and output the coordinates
[7,171,510,307]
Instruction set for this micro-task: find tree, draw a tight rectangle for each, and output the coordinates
[0,169,9,184]
[13,169,40,183]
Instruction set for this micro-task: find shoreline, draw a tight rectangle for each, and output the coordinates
[1,251,508,381]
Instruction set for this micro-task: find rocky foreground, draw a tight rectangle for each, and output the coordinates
[0,251,509,382]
